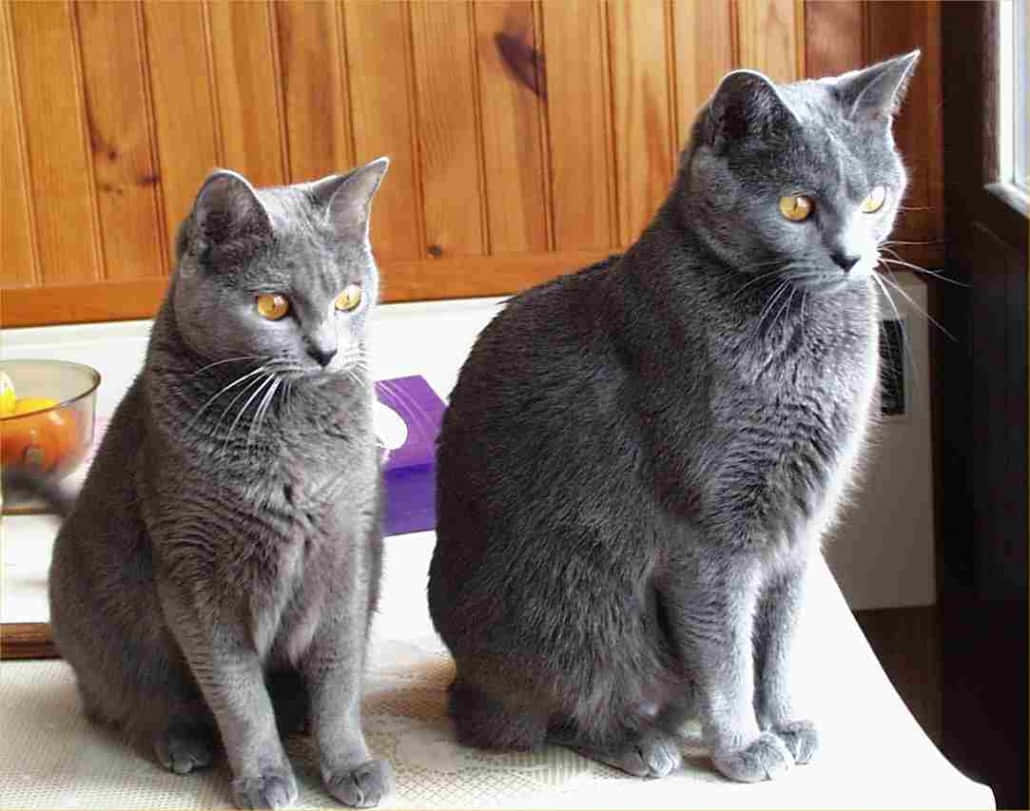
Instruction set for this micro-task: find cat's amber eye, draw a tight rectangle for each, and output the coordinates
[255,293,290,321]
[860,185,887,213]
[334,284,362,312]
[778,195,814,222]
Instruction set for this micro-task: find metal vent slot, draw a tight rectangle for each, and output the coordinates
[879,318,906,416]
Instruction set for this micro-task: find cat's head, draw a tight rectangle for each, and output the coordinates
[171,158,388,375]
[680,52,919,293]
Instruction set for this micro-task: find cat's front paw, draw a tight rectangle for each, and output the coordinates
[771,719,818,764]
[711,731,792,782]
[324,758,392,808]
[232,769,298,809]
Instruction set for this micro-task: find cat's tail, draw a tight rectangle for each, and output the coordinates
[1,468,76,518]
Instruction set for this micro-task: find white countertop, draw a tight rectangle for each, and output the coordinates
[0,296,993,808]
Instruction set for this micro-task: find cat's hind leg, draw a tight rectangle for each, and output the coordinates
[153,714,217,775]
[447,676,549,751]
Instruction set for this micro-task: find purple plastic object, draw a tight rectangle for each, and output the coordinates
[374,375,447,537]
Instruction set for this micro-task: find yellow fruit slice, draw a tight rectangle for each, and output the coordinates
[13,396,58,416]
[0,373,15,416]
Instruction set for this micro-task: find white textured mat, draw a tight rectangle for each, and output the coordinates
[0,533,994,809]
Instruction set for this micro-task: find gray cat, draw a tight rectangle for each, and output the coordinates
[43,158,390,808]
[429,53,918,782]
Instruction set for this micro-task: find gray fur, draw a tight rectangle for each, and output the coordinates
[428,54,918,782]
[47,158,391,808]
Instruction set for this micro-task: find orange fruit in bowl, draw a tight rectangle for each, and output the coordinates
[1,404,79,474]
[13,396,58,415]
[0,373,15,417]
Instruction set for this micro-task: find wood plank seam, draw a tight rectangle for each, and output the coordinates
[200,0,224,167]
[531,0,555,252]
[466,0,491,256]
[67,0,105,283]
[335,0,357,178]
[133,0,169,276]
[1,0,41,286]
[265,0,290,185]
[401,2,428,259]
[601,0,618,248]
[730,0,741,67]
[666,0,679,157]
[794,0,806,78]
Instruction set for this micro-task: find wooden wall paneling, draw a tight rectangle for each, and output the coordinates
[0,250,615,327]
[143,1,219,247]
[8,0,101,286]
[864,0,944,262]
[803,0,864,78]
[275,0,353,184]
[671,0,736,151]
[74,1,166,281]
[472,1,549,254]
[0,1,37,288]
[409,2,486,258]
[737,0,802,82]
[206,0,287,187]
[343,1,422,263]
[609,0,676,247]
[539,0,615,251]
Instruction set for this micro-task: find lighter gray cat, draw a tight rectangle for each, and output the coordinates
[45,158,390,808]
[429,54,918,782]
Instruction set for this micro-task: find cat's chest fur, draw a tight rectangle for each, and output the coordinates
[144,375,378,661]
[641,279,879,553]
[702,285,879,549]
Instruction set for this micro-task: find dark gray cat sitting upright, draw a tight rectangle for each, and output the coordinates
[429,53,918,782]
[46,158,390,809]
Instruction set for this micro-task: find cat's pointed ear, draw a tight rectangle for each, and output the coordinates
[703,70,798,151]
[835,50,919,128]
[191,169,271,244]
[311,157,389,241]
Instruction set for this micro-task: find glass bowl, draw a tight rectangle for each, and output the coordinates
[0,359,101,481]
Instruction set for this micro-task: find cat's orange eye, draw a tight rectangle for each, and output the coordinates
[255,293,290,320]
[860,185,887,213]
[778,195,813,222]
[334,284,362,312]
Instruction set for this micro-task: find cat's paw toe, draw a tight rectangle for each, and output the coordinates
[634,732,683,778]
[154,728,215,775]
[772,719,818,765]
[324,758,392,808]
[712,732,792,783]
[232,769,298,809]
[579,731,682,778]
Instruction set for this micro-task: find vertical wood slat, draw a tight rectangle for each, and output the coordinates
[275,0,353,184]
[540,0,615,251]
[609,0,676,247]
[206,1,285,187]
[409,2,486,258]
[803,0,864,78]
[144,1,219,244]
[472,1,548,255]
[74,1,166,280]
[671,0,736,149]
[8,1,101,285]
[737,0,800,82]
[864,1,942,245]
[0,1,37,288]
[343,1,422,262]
